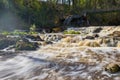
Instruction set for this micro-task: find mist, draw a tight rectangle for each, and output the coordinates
[0,10,27,32]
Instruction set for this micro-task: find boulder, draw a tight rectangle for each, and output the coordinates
[93,27,103,33]
[105,63,120,73]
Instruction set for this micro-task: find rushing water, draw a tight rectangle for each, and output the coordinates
[0,42,120,80]
[0,26,120,80]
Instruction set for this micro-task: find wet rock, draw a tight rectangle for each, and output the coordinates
[44,34,63,42]
[26,34,43,41]
[15,41,39,50]
[0,38,18,50]
[105,63,120,73]
[84,36,95,40]
[93,34,99,38]
[84,34,99,40]
[93,27,103,33]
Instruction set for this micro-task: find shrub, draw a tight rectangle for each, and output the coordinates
[29,24,38,34]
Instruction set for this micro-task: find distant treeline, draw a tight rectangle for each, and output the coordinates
[0,0,120,29]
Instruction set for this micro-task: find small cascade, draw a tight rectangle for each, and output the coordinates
[0,26,120,80]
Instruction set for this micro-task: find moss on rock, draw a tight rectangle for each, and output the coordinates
[15,41,39,51]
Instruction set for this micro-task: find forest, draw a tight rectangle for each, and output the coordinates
[0,0,120,30]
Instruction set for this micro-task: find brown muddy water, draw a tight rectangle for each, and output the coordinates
[0,26,120,80]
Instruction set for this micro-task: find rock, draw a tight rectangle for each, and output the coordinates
[105,63,120,73]
[93,27,103,33]
[26,34,43,41]
[0,37,18,50]
[15,41,39,50]
[84,36,95,40]
[93,34,99,38]
[43,34,63,42]
[84,34,99,40]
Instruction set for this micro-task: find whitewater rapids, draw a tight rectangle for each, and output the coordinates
[0,43,120,80]
[0,26,120,80]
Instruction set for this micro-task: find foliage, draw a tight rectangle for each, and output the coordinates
[1,30,27,36]
[29,24,38,34]
[1,0,120,28]
[12,30,27,35]
[1,31,11,35]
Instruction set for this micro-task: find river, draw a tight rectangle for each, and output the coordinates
[0,26,120,80]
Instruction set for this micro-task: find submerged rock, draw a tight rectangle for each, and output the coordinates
[105,63,120,73]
